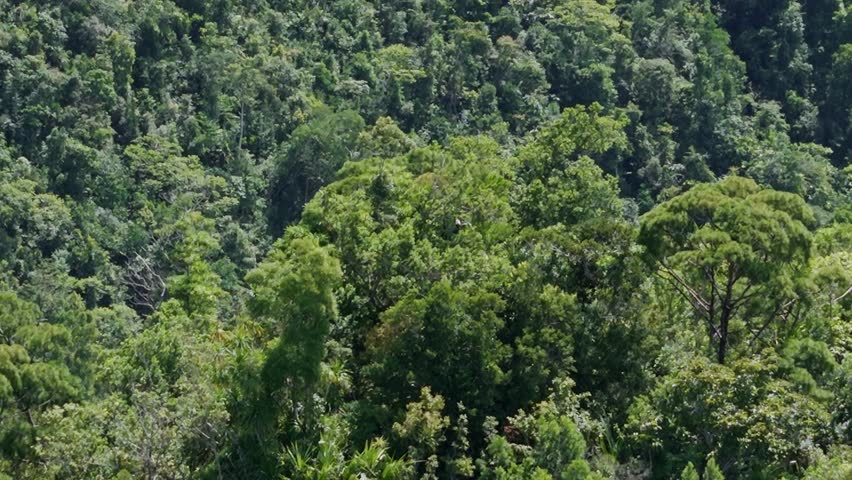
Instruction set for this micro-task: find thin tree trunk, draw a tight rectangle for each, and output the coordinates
[717,315,728,364]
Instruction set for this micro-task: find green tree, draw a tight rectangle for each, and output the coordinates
[524,0,633,109]
[166,212,226,321]
[514,104,628,225]
[364,281,509,424]
[680,462,700,480]
[268,110,365,231]
[240,227,343,476]
[639,176,814,363]
[703,456,724,480]
[803,446,852,480]
[0,292,81,476]
[247,228,342,397]
[626,355,832,478]
[477,393,603,480]
[824,44,852,164]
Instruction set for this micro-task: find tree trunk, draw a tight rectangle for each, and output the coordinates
[717,311,730,364]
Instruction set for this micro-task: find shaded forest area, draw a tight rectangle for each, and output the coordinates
[0,0,851,478]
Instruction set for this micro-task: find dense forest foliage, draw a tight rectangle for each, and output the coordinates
[0,0,851,478]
